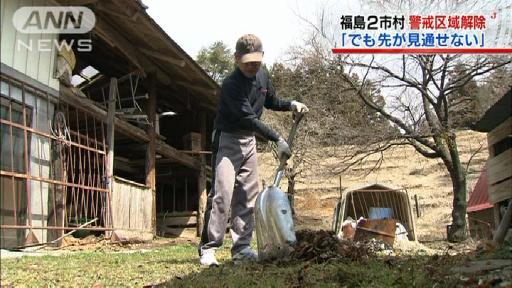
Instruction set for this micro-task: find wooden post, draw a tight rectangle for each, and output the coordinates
[106,78,117,235]
[494,203,501,228]
[173,179,176,212]
[197,113,208,236]
[493,200,512,245]
[185,178,188,211]
[145,74,157,235]
[339,175,342,199]
[414,194,420,218]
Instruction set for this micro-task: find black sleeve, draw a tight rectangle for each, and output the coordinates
[264,78,292,111]
[222,79,281,142]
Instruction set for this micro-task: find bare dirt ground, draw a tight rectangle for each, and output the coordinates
[257,130,489,241]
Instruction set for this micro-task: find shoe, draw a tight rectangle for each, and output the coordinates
[199,251,219,267]
[232,247,258,264]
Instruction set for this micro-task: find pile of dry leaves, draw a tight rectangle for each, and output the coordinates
[289,229,391,263]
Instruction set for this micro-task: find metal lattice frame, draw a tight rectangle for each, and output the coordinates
[0,74,113,248]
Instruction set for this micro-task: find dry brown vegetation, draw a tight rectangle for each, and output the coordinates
[258,130,488,241]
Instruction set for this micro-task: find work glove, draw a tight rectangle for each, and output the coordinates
[291,101,309,113]
[276,137,292,160]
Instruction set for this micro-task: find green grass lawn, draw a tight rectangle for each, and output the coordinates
[1,242,211,287]
[5,237,511,288]
[1,240,469,288]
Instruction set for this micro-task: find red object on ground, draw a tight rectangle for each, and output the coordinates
[354,219,397,246]
[468,168,492,213]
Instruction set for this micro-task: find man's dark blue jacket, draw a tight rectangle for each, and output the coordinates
[214,67,291,141]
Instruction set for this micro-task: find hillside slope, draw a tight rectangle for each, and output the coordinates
[257,130,488,240]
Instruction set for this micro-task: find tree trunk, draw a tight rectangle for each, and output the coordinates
[446,135,468,242]
[447,172,468,242]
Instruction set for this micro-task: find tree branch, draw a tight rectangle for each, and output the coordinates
[340,66,440,154]
[446,59,512,96]
[465,141,485,176]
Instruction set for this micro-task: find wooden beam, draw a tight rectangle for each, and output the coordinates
[155,139,201,169]
[179,150,212,155]
[93,17,146,77]
[175,80,217,97]
[173,81,218,112]
[60,86,150,142]
[92,15,191,94]
[488,149,512,185]
[95,2,140,23]
[487,118,511,148]
[59,85,201,170]
[106,77,117,235]
[102,0,219,91]
[136,17,219,90]
[159,86,192,112]
[170,85,217,113]
[494,203,502,228]
[56,0,99,4]
[146,74,157,235]
[92,4,219,113]
[197,113,208,237]
[489,178,512,205]
[139,47,186,67]
[107,78,117,188]
[114,158,139,174]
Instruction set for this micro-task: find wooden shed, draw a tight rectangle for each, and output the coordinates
[473,89,512,237]
[332,183,417,241]
[1,0,218,248]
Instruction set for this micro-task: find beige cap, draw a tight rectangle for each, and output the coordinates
[236,34,264,63]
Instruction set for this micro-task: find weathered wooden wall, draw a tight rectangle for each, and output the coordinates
[487,118,512,205]
[111,176,153,240]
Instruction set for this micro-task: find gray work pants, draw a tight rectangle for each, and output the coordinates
[199,130,259,256]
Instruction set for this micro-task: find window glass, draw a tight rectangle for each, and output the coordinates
[0,123,13,171]
[11,101,24,125]
[0,81,9,96]
[11,127,25,173]
[11,85,22,102]
[0,97,9,120]
[0,85,32,173]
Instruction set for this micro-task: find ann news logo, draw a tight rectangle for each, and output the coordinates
[12,6,96,52]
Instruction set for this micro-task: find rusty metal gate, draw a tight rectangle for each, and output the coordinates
[0,73,113,248]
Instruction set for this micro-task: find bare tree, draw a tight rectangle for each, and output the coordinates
[290,0,512,242]
[263,39,394,212]
[337,54,511,241]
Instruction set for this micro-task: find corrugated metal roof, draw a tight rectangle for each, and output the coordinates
[467,167,493,212]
